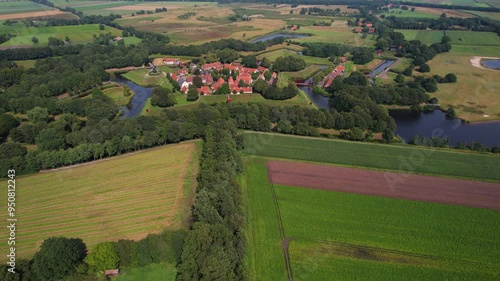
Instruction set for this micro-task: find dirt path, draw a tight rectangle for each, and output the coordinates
[470,56,500,71]
[267,160,500,210]
[267,166,294,281]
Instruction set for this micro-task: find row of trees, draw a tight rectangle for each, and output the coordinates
[177,120,245,280]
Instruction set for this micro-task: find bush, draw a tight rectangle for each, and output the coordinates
[418,63,430,73]
[151,87,176,108]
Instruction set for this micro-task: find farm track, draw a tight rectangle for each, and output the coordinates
[266,163,294,281]
[267,160,500,210]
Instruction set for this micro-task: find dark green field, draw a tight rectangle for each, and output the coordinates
[243,132,500,182]
[242,157,500,281]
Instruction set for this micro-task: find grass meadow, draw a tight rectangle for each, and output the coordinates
[0,141,201,261]
[243,132,500,182]
[398,30,500,46]
[102,86,135,106]
[424,49,500,121]
[242,157,500,281]
[255,48,331,65]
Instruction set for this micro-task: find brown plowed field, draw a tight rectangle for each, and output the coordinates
[267,160,500,210]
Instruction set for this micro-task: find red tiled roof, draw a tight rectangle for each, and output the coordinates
[197,86,211,95]
[170,73,178,81]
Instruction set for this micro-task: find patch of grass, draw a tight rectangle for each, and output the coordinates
[14,59,36,68]
[102,86,135,106]
[241,158,288,281]
[0,142,200,261]
[0,1,54,15]
[243,132,500,182]
[464,10,500,20]
[121,69,168,87]
[0,24,126,47]
[116,262,177,281]
[278,185,500,280]
[284,65,322,79]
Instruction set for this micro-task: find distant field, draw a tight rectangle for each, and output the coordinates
[464,10,500,20]
[294,22,376,46]
[445,30,500,46]
[401,0,490,7]
[398,30,444,44]
[0,24,136,47]
[425,50,500,122]
[478,0,500,8]
[242,157,500,281]
[243,132,500,182]
[256,48,331,65]
[0,1,54,15]
[383,9,439,18]
[0,142,200,261]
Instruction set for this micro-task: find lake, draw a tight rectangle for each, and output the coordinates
[249,33,310,43]
[299,86,500,146]
[482,59,500,70]
[115,77,154,119]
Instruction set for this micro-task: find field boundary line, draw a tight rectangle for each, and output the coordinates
[266,162,294,281]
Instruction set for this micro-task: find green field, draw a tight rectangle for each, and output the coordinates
[242,157,500,281]
[445,30,500,46]
[398,30,500,46]
[280,186,500,281]
[397,30,444,44]
[0,1,54,15]
[50,0,139,16]
[284,65,323,79]
[0,142,200,261]
[401,0,490,7]
[383,9,439,18]
[464,10,500,20]
[0,23,141,47]
[243,132,500,182]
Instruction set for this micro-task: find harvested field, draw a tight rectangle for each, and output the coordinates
[0,141,200,261]
[267,160,500,210]
[0,10,73,20]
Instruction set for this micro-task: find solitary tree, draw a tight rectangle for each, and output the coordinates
[99,24,105,30]
[186,85,199,101]
[418,63,430,73]
[32,237,87,280]
[31,36,39,44]
[445,73,457,83]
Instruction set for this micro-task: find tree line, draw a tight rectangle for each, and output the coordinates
[177,120,246,280]
[0,229,185,280]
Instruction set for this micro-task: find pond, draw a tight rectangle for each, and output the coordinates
[299,86,500,147]
[249,33,310,43]
[367,60,395,77]
[481,59,500,70]
[115,77,154,119]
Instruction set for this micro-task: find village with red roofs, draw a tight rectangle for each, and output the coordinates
[161,59,277,95]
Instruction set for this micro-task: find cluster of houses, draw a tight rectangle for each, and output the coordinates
[319,58,346,88]
[163,60,277,95]
[354,22,376,34]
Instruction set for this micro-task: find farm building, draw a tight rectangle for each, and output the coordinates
[105,269,119,277]
[162,58,180,65]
